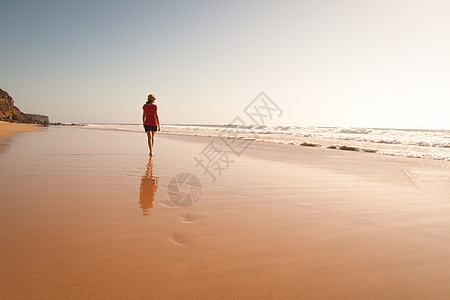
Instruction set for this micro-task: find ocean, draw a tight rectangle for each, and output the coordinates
[80,124,450,161]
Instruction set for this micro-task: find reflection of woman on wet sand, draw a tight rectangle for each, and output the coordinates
[139,157,158,217]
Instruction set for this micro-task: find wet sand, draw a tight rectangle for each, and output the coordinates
[0,121,43,138]
[1,126,450,299]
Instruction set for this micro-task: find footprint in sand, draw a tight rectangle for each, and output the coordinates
[170,232,191,245]
[179,213,205,223]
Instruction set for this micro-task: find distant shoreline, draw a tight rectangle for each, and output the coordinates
[75,122,450,132]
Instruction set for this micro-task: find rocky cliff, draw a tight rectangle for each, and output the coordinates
[0,89,49,125]
[26,114,50,123]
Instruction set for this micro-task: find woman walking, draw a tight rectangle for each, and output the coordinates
[142,94,160,155]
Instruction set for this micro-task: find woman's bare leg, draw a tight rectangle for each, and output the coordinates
[146,131,153,155]
[151,131,156,153]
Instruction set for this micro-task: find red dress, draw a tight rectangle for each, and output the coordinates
[143,104,158,126]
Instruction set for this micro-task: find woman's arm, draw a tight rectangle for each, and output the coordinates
[142,111,146,124]
[155,111,160,131]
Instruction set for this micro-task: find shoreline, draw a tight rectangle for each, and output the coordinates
[72,124,450,161]
[0,121,44,138]
[159,133,450,199]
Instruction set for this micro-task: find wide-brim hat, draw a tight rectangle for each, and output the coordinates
[148,94,156,99]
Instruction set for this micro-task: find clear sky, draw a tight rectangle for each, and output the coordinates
[1,0,449,129]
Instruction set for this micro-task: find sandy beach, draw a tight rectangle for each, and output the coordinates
[0,121,43,138]
[1,126,450,299]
